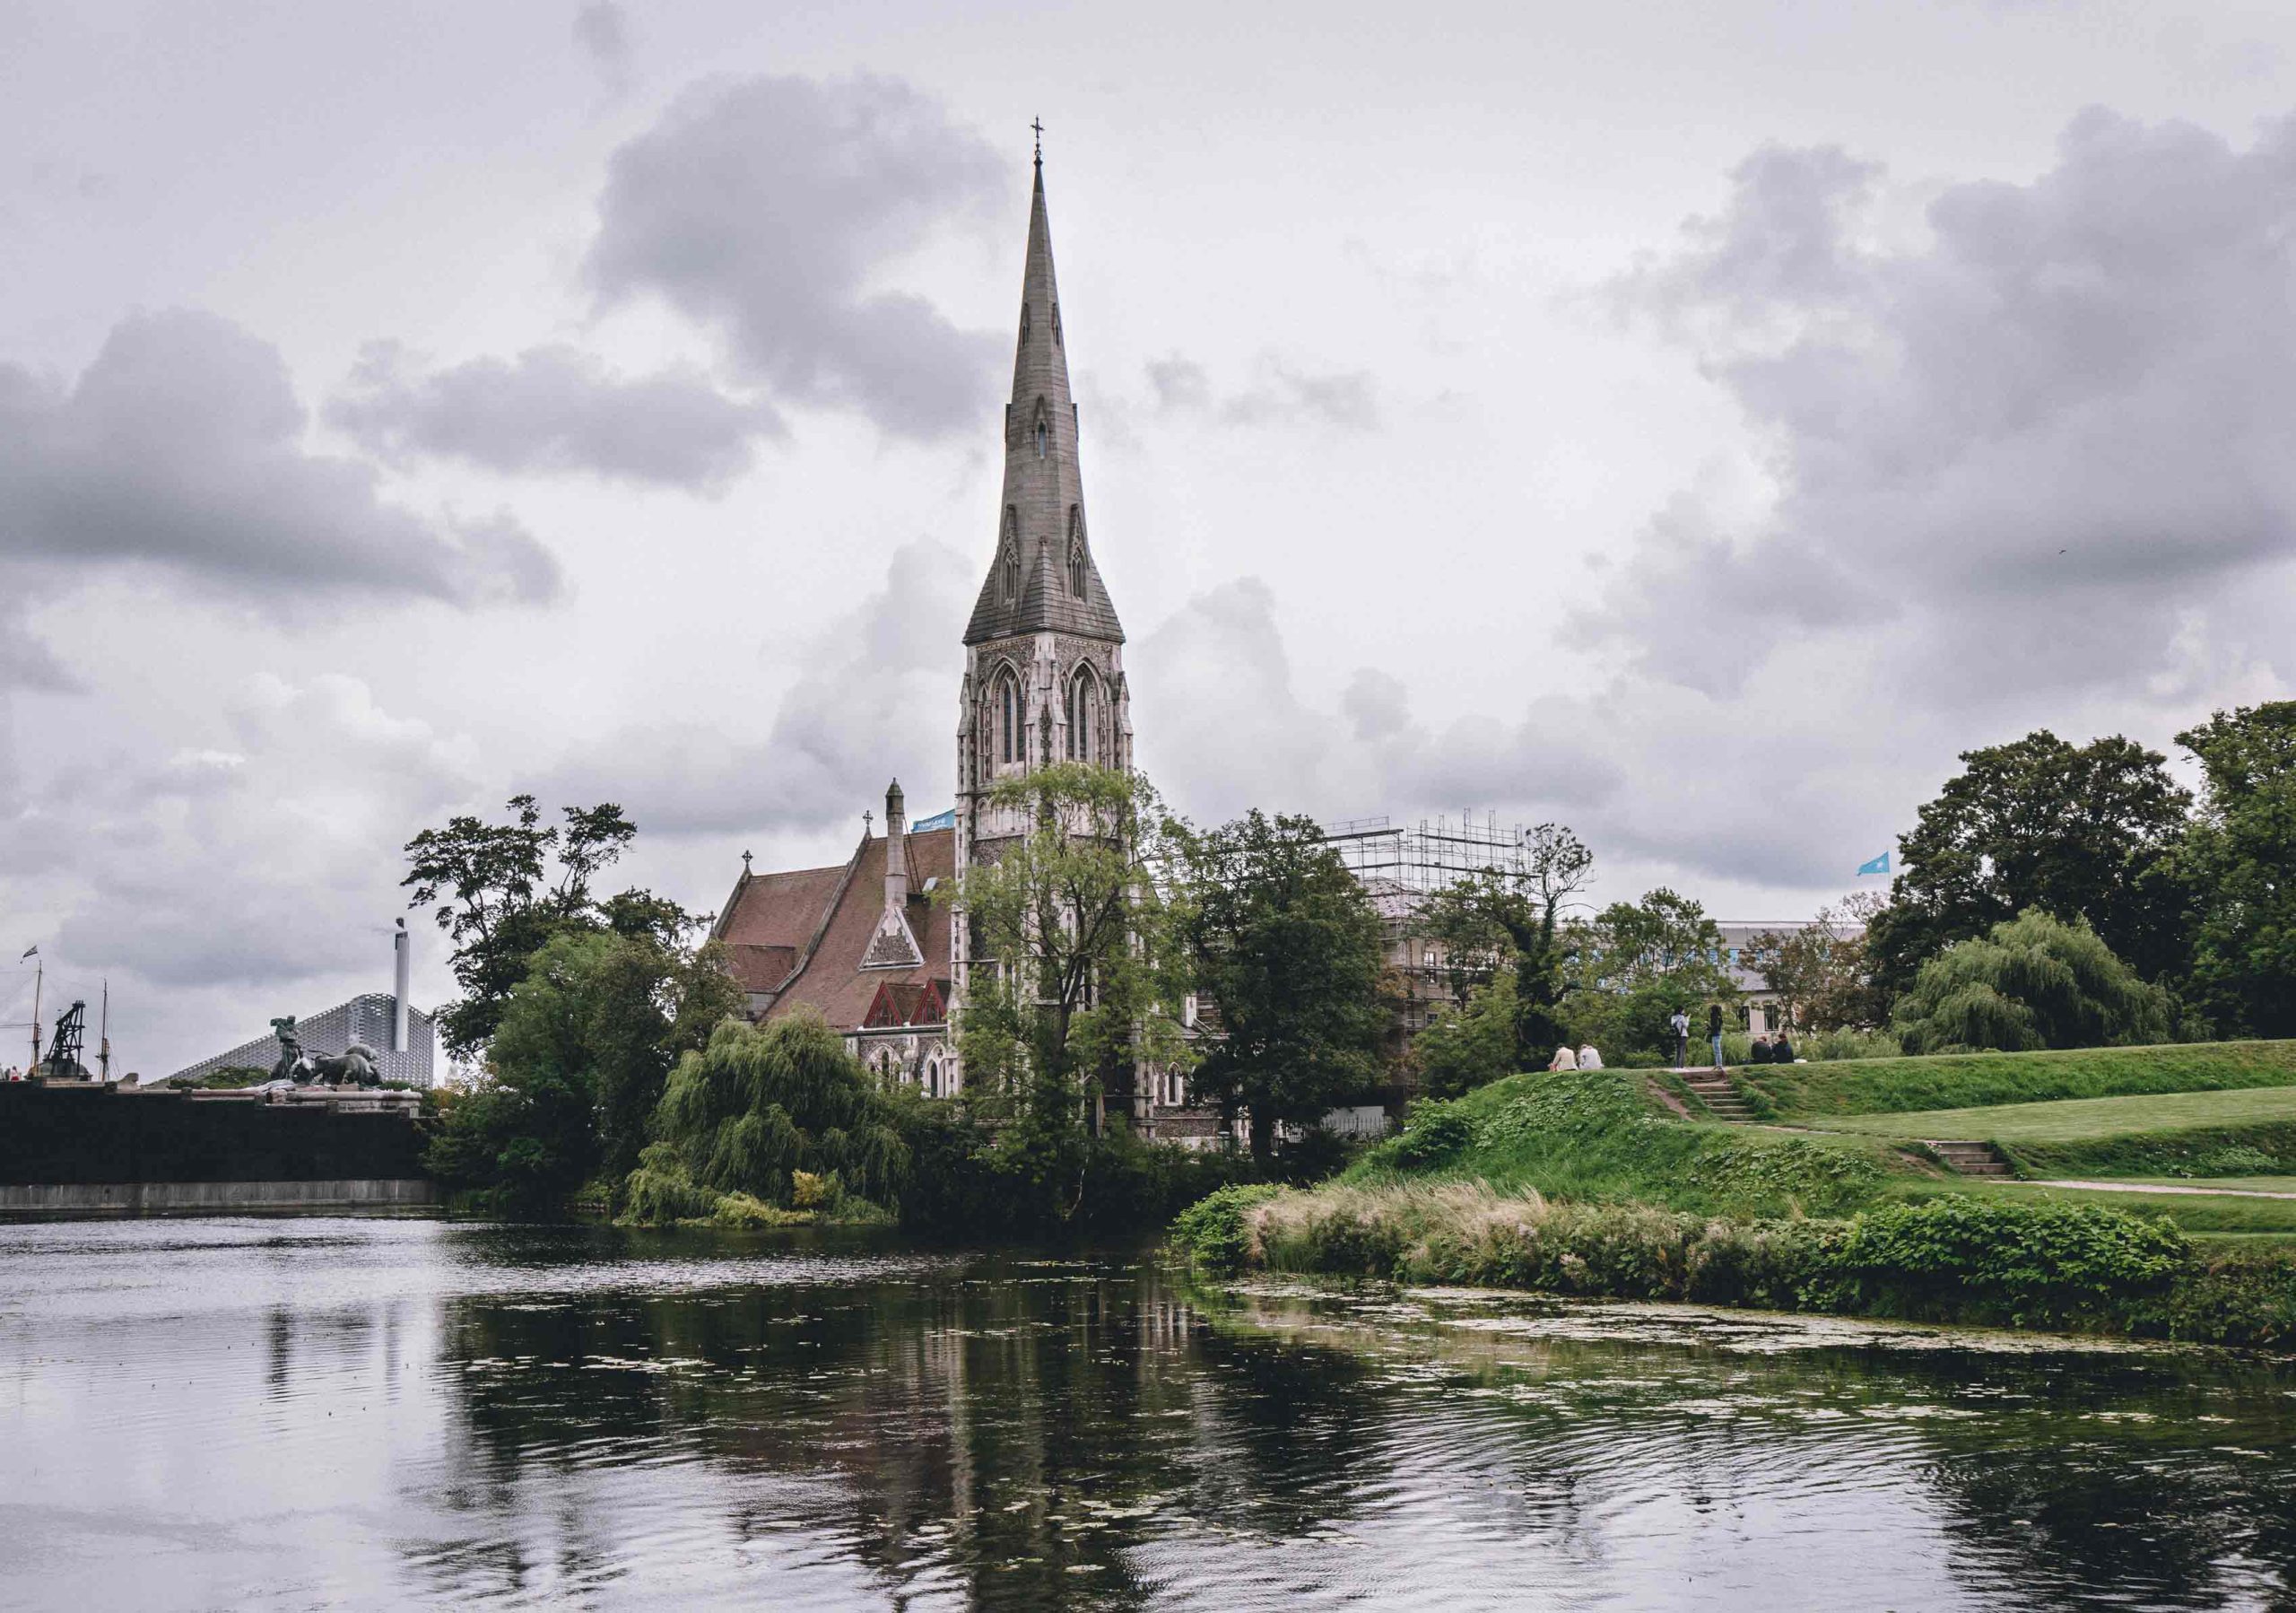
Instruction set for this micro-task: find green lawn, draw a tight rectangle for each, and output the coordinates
[1808,1084,2296,1143]
[1741,1040,2296,1120]
[1909,1179,2296,1236]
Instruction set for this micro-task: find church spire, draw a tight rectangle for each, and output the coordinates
[963,151,1124,647]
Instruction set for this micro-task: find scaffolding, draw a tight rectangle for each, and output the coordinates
[1318,812,1533,902]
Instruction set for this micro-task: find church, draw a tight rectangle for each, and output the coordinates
[707,153,1214,1142]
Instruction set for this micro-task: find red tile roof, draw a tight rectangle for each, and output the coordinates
[713,828,955,1032]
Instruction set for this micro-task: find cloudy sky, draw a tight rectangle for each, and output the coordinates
[5,1,2294,1076]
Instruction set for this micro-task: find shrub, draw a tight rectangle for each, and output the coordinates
[1376,1102,1474,1170]
[1817,1197,2189,1325]
[1170,1182,1283,1272]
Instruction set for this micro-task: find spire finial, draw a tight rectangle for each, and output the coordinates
[1031,117,1044,167]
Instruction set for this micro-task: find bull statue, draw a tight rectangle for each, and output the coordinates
[308,1044,384,1087]
[267,1016,384,1087]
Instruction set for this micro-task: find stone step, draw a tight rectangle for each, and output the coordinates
[1923,1139,2014,1177]
[1679,1075,1751,1120]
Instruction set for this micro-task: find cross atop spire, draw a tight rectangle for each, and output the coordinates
[1031,117,1044,166]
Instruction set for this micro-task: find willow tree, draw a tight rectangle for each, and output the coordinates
[946,762,1192,1217]
[1893,910,2170,1054]
[627,1012,909,1219]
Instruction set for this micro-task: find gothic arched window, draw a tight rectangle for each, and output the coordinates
[1000,508,1020,601]
[997,670,1021,765]
[1051,301,1062,346]
[1066,507,1086,596]
[1033,399,1049,458]
[1020,304,1031,348]
[1067,667,1097,763]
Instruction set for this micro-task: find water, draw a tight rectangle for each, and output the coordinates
[1,1218,2291,1611]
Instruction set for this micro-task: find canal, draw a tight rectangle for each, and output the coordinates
[1,1216,2290,1609]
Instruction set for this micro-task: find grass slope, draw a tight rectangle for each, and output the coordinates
[1345,1068,1916,1220]
[1741,1040,2296,1120]
[1809,1085,2296,1142]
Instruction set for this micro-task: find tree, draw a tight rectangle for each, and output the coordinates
[422,922,740,1205]
[1413,968,1519,1099]
[1180,810,1387,1163]
[1565,888,1741,1057]
[947,763,1192,1219]
[628,1013,909,1219]
[1746,892,1889,1032]
[403,795,648,1056]
[2176,701,2296,1037]
[1414,824,1593,1073]
[1893,910,2171,1054]
[1866,732,2193,996]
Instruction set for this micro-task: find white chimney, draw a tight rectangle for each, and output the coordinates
[392,919,411,1053]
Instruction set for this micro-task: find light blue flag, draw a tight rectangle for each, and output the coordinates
[1857,851,1890,877]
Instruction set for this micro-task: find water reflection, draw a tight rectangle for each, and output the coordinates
[0,1218,2290,1610]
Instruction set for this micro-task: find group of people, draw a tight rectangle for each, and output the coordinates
[1546,1043,1605,1071]
[1667,1006,1800,1069]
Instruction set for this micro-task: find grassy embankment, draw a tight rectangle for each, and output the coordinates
[1739,1040,2296,1120]
[1808,1086,2296,1186]
[1169,1064,2296,1347]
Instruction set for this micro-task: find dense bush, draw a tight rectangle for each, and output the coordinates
[1173,1181,2293,1346]
[1894,910,2170,1054]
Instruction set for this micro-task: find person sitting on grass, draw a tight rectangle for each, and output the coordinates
[1749,1033,1773,1064]
[1576,1042,1604,1070]
[1547,1044,1578,1072]
[1771,1029,1797,1063]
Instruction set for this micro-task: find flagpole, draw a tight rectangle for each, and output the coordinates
[100,980,110,1085]
[30,956,40,1076]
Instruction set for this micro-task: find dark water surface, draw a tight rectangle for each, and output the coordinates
[2,1218,2292,1611]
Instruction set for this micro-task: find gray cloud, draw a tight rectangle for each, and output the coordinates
[1602,110,2296,702]
[544,538,971,837]
[0,310,561,606]
[571,2,631,92]
[1146,353,1382,429]
[586,74,1006,440]
[327,341,780,493]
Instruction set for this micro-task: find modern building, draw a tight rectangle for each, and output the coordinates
[165,920,435,1087]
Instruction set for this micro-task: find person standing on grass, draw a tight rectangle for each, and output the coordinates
[1669,1008,1691,1069]
[1708,1003,1726,1068]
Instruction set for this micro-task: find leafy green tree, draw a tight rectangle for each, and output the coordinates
[404,795,665,1056]
[629,1013,909,1218]
[1565,888,1740,1057]
[1414,824,1593,1072]
[1745,892,1889,1032]
[947,763,1192,1220]
[1893,909,2171,1054]
[1866,732,2193,995]
[422,924,740,1204]
[2175,701,2296,1036]
[1413,968,1520,1099]
[1180,810,1387,1162]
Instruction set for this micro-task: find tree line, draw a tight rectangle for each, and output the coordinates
[407,698,2295,1225]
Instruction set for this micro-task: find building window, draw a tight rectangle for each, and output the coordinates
[1066,508,1085,595]
[1051,301,1062,345]
[998,672,1021,765]
[1000,508,1020,600]
[1020,304,1031,348]
[1067,667,1096,762]
[1033,399,1049,458]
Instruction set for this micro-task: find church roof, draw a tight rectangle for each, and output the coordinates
[963,159,1125,647]
[712,827,956,1032]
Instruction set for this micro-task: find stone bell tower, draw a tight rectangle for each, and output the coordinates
[952,146,1131,992]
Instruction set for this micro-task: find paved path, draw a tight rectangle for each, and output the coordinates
[2013,1178,2296,1201]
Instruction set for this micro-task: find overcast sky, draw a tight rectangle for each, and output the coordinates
[5,0,2294,1076]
